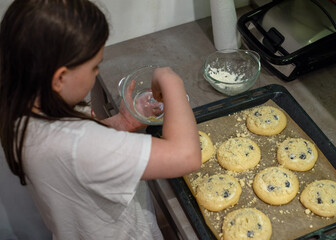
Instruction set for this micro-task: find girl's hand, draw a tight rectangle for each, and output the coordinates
[151,67,180,102]
[133,91,163,118]
[100,80,147,131]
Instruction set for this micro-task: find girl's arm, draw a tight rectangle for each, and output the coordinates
[142,67,202,179]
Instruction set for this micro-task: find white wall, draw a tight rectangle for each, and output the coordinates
[0,0,249,46]
[99,0,212,46]
[0,0,12,21]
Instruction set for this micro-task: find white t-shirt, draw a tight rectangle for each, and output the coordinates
[21,117,163,240]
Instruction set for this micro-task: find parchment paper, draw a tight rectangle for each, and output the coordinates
[183,100,336,240]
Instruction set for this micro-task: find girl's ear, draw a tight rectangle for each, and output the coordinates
[51,66,68,93]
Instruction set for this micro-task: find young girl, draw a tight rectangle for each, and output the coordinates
[0,0,201,240]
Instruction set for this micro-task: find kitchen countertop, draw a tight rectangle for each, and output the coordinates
[99,7,336,239]
[99,11,335,146]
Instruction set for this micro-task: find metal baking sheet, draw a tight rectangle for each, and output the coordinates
[147,84,336,240]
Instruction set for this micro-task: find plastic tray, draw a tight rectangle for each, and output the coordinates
[146,84,336,240]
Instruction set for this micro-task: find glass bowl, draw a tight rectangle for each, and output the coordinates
[203,49,261,96]
[118,65,164,125]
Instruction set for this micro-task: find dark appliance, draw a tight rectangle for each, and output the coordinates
[237,0,336,81]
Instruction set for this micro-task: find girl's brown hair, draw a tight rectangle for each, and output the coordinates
[0,0,109,185]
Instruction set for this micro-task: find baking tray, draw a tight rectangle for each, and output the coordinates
[146,84,336,240]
